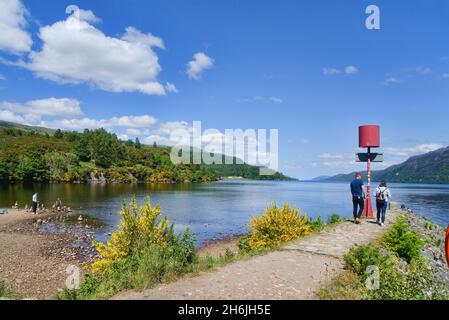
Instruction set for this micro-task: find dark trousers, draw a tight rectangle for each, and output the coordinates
[352,196,364,219]
[32,201,37,214]
[376,201,388,223]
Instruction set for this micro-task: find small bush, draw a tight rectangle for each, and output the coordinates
[345,244,393,277]
[0,282,14,299]
[243,203,310,251]
[368,257,449,300]
[308,216,326,232]
[327,214,343,225]
[383,218,424,263]
[318,270,366,300]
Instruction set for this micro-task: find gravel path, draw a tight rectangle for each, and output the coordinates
[114,210,398,300]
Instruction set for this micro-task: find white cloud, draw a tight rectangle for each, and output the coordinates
[318,153,345,159]
[383,66,433,85]
[186,52,214,80]
[238,96,283,104]
[0,0,32,54]
[117,134,129,141]
[345,65,359,75]
[165,82,178,93]
[323,66,358,76]
[385,144,443,157]
[1,98,83,117]
[442,73,449,79]
[270,97,283,104]
[125,128,141,136]
[18,7,167,95]
[322,160,356,168]
[415,66,432,75]
[65,6,102,24]
[0,109,27,123]
[322,67,341,76]
[0,74,5,80]
[45,115,158,130]
[383,76,401,86]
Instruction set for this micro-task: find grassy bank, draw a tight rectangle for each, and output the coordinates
[318,214,449,300]
[57,200,342,300]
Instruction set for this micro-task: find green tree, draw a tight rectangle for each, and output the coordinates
[135,138,142,149]
[16,153,48,182]
[54,129,64,139]
[125,139,135,147]
[75,129,124,168]
[44,152,79,182]
[0,158,13,181]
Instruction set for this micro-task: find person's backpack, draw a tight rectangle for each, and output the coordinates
[377,188,386,204]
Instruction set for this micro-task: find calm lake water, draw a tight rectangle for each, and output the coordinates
[1,181,448,245]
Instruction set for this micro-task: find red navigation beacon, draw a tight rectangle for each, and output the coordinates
[358,125,381,219]
[359,125,380,148]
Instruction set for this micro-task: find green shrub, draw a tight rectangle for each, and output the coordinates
[368,257,449,300]
[0,282,15,299]
[345,244,394,277]
[308,216,326,232]
[327,214,343,225]
[383,218,424,263]
[318,270,366,300]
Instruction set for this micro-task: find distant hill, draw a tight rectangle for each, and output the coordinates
[0,120,56,135]
[326,146,449,184]
[308,175,331,182]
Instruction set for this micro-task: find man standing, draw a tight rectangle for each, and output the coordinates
[350,172,365,224]
[32,192,38,215]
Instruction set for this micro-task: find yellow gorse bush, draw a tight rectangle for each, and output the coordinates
[92,197,175,276]
[246,202,310,251]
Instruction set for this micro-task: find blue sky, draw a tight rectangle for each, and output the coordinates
[0,0,449,179]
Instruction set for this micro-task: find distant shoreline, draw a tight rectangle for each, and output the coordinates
[303,179,449,186]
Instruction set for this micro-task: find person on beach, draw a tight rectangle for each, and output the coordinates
[32,192,38,215]
[375,181,392,226]
[350,172,365,224]
[55,198,62,211]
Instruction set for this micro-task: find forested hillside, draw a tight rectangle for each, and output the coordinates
[0,123,292,183]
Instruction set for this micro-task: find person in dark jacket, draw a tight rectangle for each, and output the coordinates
[350,172,366,224]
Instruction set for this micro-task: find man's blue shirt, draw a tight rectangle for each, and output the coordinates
[350,179,364,197]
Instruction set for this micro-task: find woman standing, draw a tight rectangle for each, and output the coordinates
[32,192,38,215]
[375,181,391,226]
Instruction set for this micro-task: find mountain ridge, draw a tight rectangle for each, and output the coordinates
[324,146,449,184]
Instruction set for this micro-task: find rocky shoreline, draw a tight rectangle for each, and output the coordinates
[0,210,98,299]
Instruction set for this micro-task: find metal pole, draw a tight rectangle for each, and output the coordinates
[367,146,371,199]
[365,146,373,218]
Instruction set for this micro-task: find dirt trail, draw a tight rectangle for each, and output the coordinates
[114,210,398,300]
